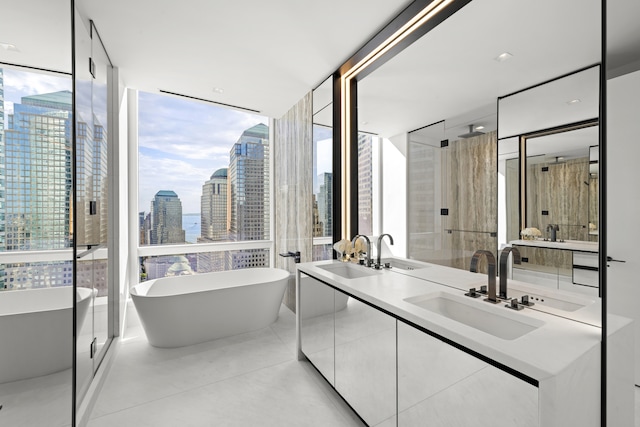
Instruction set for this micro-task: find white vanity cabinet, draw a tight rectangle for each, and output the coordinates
[335,297,397,426]
[299,274,336,385]
[298,272,539,427]
[397,321,538,427]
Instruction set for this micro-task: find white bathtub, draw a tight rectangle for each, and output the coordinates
[0,287,93,384]
[130,268,289,348]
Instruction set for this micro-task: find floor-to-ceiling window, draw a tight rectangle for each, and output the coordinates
[136,91,272,280]
[0,65,76,426]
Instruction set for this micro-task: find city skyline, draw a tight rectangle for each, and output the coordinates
[138,91,269,213]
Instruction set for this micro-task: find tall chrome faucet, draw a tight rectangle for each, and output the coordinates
[499,247,521,299]
[376,234,394,268]
[470,250,498,304]
[352,235,372,267]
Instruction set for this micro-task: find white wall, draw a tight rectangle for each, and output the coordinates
[606,69,640,386]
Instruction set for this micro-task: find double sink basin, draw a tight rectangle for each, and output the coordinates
[312,260,591,341]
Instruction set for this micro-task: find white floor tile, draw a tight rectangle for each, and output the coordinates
[88,304,364,426]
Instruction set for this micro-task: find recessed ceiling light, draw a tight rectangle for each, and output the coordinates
[474,125,485,130]
[567,99,581,105]
[494,52,513,62]
[212,87,224,94]
[0,42,19,52]
[361,121,369,125]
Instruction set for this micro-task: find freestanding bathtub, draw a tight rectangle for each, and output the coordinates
[0,286,93,384]
[130,268,289,348]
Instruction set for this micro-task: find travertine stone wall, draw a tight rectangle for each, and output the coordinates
[274,92,313,312]
[408,131,497,273]
[526,157,591,242]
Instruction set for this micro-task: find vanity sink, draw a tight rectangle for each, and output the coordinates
[316,263,382,279]
[380,258,429,271]
[404,292,544,340]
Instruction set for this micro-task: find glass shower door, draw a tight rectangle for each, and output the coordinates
[74,14,113,407]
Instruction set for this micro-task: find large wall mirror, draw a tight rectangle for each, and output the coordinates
[350,0,604,423]
[355,0,601,308]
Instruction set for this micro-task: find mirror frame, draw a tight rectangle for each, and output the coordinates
[518,119,599,234]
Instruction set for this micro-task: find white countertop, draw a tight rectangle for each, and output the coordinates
[297,259,619,383]
[509,239,599,253]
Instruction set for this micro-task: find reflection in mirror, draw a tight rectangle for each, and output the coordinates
[526,124,599,243]
[312,77,334,260]
[354,0,601,326]
[498,67,600,299]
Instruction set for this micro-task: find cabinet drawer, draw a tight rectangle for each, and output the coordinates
[573,267,598,287]
[573,251,598,268]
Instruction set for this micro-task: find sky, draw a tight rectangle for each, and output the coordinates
[1,65,333,215]
[138,91,268,213]
[1,66,267,214]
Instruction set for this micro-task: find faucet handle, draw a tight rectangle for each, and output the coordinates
[506,298,524,311]
[465,287,482,298]
[520,295,535,307]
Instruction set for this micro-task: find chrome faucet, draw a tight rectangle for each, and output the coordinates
[469,250,498,304]
[376,234,394,268]
[352,235,372,267]
[546,224,559,242]
[498,247,521,299]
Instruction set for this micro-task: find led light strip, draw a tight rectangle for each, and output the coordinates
[340,0,453,239]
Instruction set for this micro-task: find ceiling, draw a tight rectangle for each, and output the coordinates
[1,0,639,122]
[76,0,414,118]
[357,0,605,138]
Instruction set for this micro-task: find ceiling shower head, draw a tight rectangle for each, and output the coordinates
[458,124,485,139]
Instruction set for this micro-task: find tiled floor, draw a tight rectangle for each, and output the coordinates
[87,305,365,427]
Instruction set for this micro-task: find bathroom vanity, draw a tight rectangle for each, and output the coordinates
[509,239,600,293]
[296,259,632,427]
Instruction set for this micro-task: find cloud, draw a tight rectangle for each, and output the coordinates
[138,91,267,160]
[137,91,270,213]
[138,152,215,214]
[2,68,71,103]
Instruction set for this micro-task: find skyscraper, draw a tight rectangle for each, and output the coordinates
[198,168,229,272]
[1,85,111,291]
[200,168,228,242]
[150,190,185,244]
[316,172,332,238]
[0,68,5,251]
[358,133,373,236]
[4,90,73,251]
[228,123,269,269]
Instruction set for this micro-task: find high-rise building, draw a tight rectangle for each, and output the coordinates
[1,86,107,292]
[0,69,4,284]
[150,190,185,244]
[312,194,323,237]
[316,172,332,237]
[3,90,73,251]
[200,168,228,242]
[198,168,229,272]
[228,123,269,269]
[357,133,373,236]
